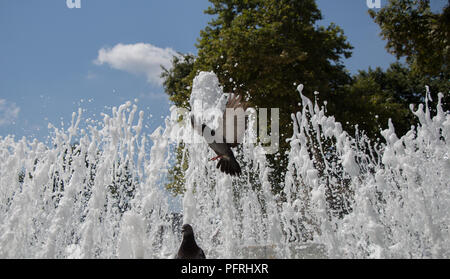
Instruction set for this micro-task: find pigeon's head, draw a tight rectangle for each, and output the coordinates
[181,224,194,236]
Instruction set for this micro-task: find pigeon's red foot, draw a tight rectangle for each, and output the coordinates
[209,155,223,161]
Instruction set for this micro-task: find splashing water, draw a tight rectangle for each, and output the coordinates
[0,73,448,258]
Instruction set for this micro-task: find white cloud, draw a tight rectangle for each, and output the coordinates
[0,99,20,126]
[94,43,179,86]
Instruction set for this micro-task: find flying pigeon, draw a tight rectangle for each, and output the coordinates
[191,94,248,176]
[176,224,206,259]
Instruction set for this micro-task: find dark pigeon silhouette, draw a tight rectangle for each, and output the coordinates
[176,224,206,259]
[191,94,249,176]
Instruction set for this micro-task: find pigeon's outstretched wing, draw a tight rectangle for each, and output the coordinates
[190,94,249,176]
[221,94,249,148]
[197,123,242,176]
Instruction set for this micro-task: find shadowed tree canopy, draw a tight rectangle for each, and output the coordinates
[161,0,449,195]
[161,0,354,192]
[339,62,449,139]
[163,0,354,117]
[161,54,196,108]
[366,0,449,133]
[369,0,449,77]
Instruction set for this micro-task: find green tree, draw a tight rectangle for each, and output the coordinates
[367,0,449,128]
[369,0,449,76]
[165,143,189,196]
[161,0,449,196]
[162,0,354,192]
[194,0,352,136]
[338,64,413,139]
[337,61,450,141]
[161,53,196,108]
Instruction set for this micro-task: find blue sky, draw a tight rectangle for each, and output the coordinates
[0,0,446,141]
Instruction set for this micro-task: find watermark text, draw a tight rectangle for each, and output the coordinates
[367,0,381,9]
[66,0,81,9]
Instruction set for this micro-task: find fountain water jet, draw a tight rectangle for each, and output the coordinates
[0,74,448,258]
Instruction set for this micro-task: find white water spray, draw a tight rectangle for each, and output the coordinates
[0,73,448,258]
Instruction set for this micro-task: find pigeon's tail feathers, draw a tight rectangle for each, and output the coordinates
[216,157,241,176]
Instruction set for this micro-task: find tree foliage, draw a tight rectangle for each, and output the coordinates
[195,0,353,125]
[366,0,450,135]
[162,0,355,190]
[161,54,196,108]
[161,0,449,195]
[369,0,449,77]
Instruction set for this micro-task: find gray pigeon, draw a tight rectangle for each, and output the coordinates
[176,224,206,259]
[191,94,248,176]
